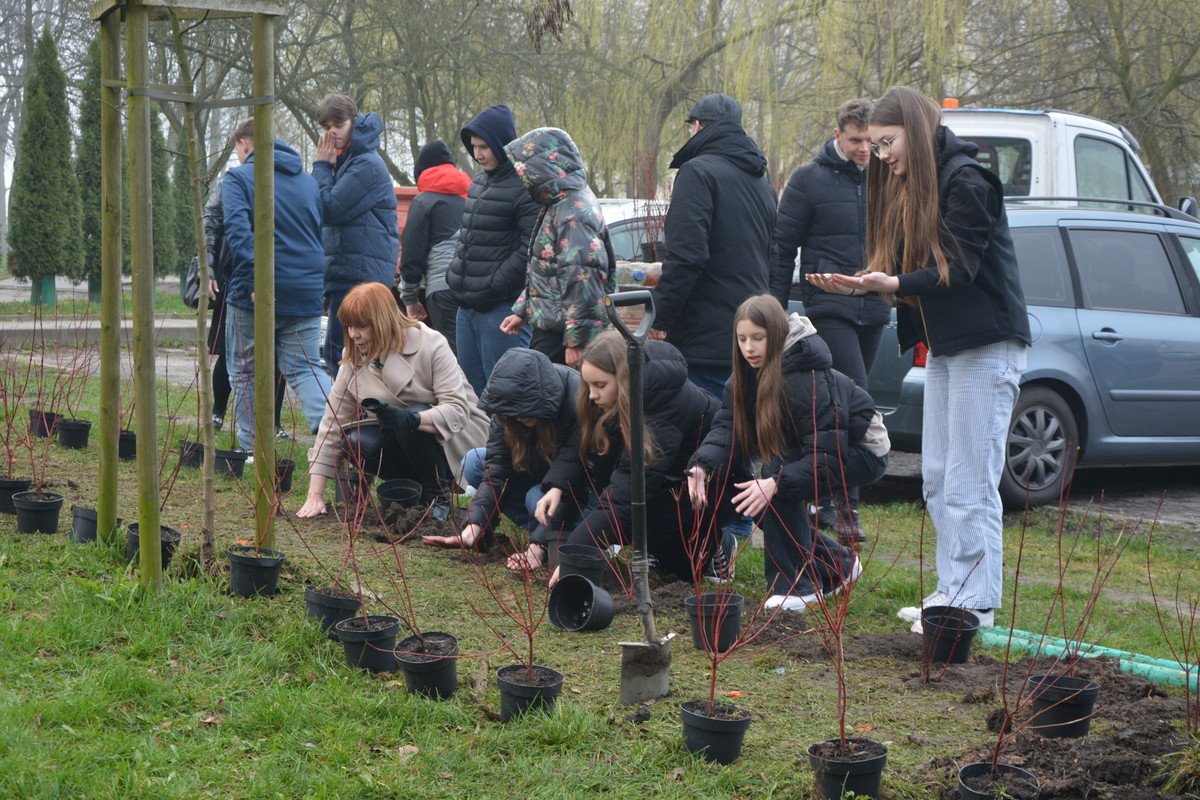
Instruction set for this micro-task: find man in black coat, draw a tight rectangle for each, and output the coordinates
[445,104,540,396]
[772,99,891,542]
[650,93,777,398]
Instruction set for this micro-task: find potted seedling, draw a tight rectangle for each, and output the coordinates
[53,346,97,450]
[0,342,37,513]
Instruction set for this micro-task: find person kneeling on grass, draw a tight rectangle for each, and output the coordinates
[296,282,488,520]
[547,331,732,588]
[422,348,592,569]
[687,294,890,611]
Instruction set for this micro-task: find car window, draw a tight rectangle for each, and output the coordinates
[1067,229,1186,314]
[1126,154,1155,203]
[607,218,665,262]
[1180,236,1200,285]
[608,224,643,262]
[963,136,1032,196]
[1011,227,1072,307]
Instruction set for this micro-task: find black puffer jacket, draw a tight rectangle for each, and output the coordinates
[691,315,875,498]
[467,348,584,533]
[446,107,540,311]
[651,120,777,368]
[772,139,890,326]
[576,340,721,541]
[893,128,1031,356]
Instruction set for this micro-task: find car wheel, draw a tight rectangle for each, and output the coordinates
[1000,386,1079,509]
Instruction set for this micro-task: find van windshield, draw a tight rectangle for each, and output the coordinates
[961,136,1032,196]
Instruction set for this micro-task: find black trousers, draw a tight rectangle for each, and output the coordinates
[425,290,460,356]
[342,423,451,498]
[528,328,567,365]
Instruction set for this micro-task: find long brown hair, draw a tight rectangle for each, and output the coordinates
[576,330,655,462]
[336,282,418,367]
[498,415,559,472]
[730,295,789,466]
[865,86,952,291]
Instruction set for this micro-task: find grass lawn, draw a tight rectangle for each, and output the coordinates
[1,366,1197,798]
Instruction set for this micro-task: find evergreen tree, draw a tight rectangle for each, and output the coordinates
[172,145,196,268]
[150,109,178,275]
[76,35,103,283]
[8,27,85,291]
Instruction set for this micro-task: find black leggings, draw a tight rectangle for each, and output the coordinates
[341,424,451,498]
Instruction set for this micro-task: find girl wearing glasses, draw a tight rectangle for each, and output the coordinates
[807,86,1030,633]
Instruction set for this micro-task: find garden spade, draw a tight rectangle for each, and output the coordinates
[605,291,673,704]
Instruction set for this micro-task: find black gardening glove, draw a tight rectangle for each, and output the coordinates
[360,398,420,432]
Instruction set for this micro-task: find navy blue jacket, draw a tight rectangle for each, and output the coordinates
[312,112,400,294]
[221,140,324,317]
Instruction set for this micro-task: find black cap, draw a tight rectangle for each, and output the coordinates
[415,140,454,180]
[687,93,742,124]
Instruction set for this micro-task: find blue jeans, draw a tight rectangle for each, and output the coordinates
[462,447,596,542]
[686,363,730,399]
[226,304,332,451]
[456,304,531,397]
[922,339,1026,609]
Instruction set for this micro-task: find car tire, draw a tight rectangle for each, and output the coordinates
[1000,386,1079,510]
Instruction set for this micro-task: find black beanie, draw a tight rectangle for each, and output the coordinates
[415,140,454,180]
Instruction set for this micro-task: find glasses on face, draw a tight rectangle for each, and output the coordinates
[870,131,902,158]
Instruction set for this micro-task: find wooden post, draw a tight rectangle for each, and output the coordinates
[252,12,276,550]
[126,0,163,589]
[96,10,122,545]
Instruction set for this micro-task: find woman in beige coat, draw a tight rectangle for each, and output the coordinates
[297,282,488,518]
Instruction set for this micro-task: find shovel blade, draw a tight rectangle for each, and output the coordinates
[618,637,672,705]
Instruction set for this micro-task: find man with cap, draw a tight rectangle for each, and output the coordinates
[398,140,472,353]
[445,104,540,395]
[650,92,777,397]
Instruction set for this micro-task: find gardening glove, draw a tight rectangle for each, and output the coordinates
[360,398,420,432]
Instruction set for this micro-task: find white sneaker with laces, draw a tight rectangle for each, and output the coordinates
[897,590,954,624]
[910,606,995,635]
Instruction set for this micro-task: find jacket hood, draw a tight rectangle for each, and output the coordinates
[414,139,454,179]
[936,125,980,167]
[642,340,689,411]
[814,137,863,174]
[248,139,304,176]
[479,348,575,418]
[504,127,588,205]
[781,313,833,371]
[417,162,471,197]
[461,104,517,170]
[346,112,384,156]
[668,118,767,176]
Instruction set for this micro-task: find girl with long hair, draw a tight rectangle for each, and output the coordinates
[688,295,888,609]
[297,282,488,518]
[547,330,726,587]
[808,86,1030,629]
[422,348,592,570]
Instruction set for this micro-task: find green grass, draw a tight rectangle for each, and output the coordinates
[0,285,192,317]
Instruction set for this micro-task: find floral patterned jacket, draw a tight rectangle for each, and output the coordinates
[505,127,615,348]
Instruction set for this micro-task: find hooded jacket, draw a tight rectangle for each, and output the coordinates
[446,105,541,311]
[467,348,586,534]
[398,162,471,303]
[574,340,721,544]
[651,119,778,368]
[893,127,1031,356]
[221,139,324,317]
[772,138,890,326]
[504,128,614,348]
[311,112,400,294]
[690,314,878,498]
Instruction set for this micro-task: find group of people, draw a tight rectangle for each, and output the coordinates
[217,84,1029,629]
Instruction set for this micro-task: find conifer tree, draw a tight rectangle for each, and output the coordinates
[173,146,197,267]
[150,110,178,275]
[76,35,103,288]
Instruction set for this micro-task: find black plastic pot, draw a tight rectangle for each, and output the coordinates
[334,615,400,673]
[556,543,608,586]
[214,448,248,478]
[29,408,60,437]
[69,505,122,544]
[395,632,459,699]
[304,585,362,640]
[228,545,286,597]
[178,439,203,469]
[125,523,183,569]
[685,592,745,653]
[1026,674,1100,739]
[807,737,889,799]
[958,762,1040,800]
[376,478,422,516]
[118,430,137,461]
[12,490,65,533]
[921,606,980,665]
[549,574,615,632]
[680,700,753,764]
[0,477,32,515]
[56,418,92,449]
[276,459,296,493]
[496,664,564,721]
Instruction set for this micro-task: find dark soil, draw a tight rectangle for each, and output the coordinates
[681,699,752,722]
[619,641,672,677]
[498,664,562,688]
[307,584,357,601]
[395,631,457,663]
[809,737,888,763]
[336,614,399,634]
[960,766,1040,800]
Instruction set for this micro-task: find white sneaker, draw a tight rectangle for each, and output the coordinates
[910,606,994,635]
[897,590,954,624]
[765,593,819,611]
[765,594,787,609]
[829,556,863,598]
